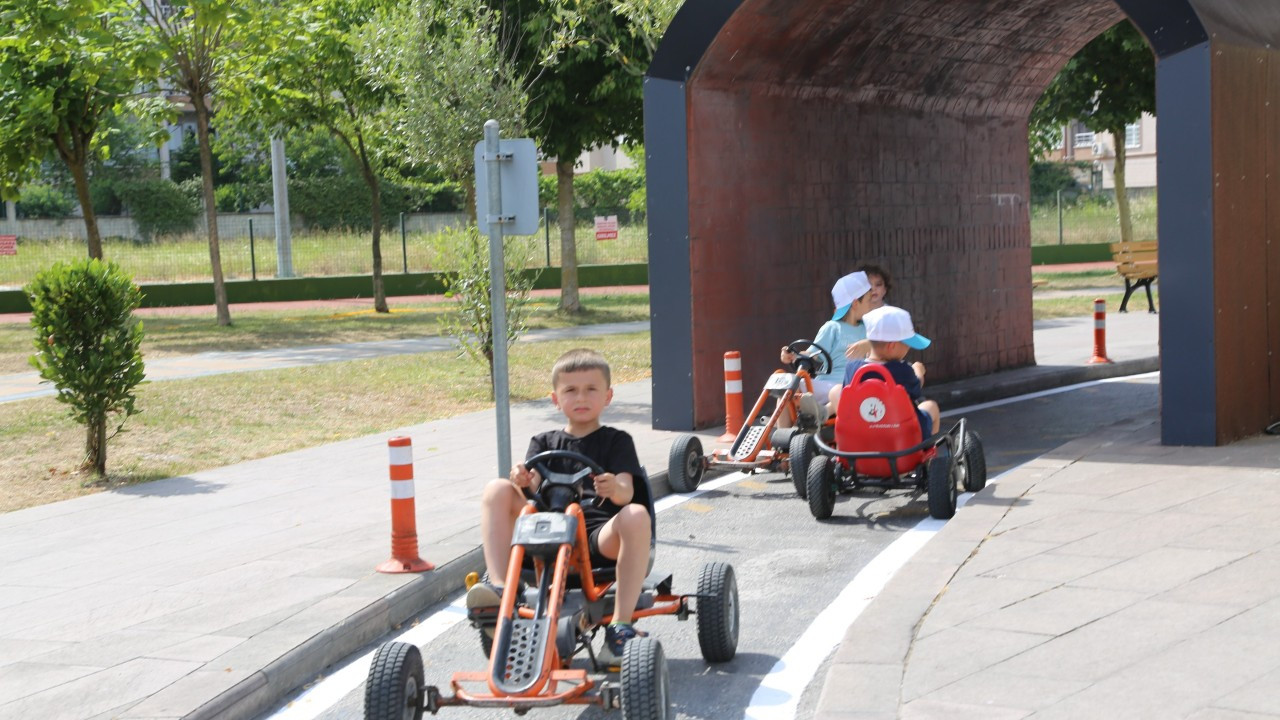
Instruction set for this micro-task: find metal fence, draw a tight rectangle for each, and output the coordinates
[1029,191,1157,246]
[0,207,649,289]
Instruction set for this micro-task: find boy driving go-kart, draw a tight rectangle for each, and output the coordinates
[806,306,987,521]
[364,349,739,720]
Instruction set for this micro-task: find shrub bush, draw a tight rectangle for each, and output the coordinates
[537,168,647,222]
[16,185,76,219]
[215,182,272,213]
[26,259,145,476]
[116,180,201,241]
[289,177,463,229]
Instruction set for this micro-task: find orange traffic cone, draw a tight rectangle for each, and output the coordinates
[719,351,745,442]
[1087,299,1113,364]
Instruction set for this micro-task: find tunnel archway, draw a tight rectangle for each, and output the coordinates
[644,0,1280,445]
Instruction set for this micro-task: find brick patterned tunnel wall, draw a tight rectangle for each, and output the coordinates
[686,88,1037,426]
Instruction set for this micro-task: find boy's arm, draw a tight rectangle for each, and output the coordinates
[592,471,634,505]
[912,361,926,387]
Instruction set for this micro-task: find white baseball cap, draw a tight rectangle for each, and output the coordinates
[862,305,931,350]
[830,271,872,321]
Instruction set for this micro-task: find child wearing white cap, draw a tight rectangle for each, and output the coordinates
[840,305,940,440]
[779,270,876,399]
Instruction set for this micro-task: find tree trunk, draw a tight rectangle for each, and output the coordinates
[66,158,103,260]
[359,154,388,314]
[557,159,580,314]
[1111,128,1133,246]
[84,416,106,476]
[194,101,231,326]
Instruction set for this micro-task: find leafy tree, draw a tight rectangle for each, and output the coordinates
[138,0,265,326]
[27,259,145,477]
[367,0,527,206]
[1030,20,1154,246]
[436,226,539,397]
[0,0,166,259]
[234,0,404,313]
[494,0,648,313]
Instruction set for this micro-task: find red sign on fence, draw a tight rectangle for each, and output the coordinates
[593,215,618,241]
[0,235,15,256]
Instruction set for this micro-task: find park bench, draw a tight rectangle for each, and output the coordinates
[1111,240,1157,313]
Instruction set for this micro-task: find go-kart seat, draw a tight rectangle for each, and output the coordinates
[835,364,926,477]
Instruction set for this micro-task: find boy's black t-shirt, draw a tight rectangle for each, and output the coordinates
[525,426,645,529]
[844,358,923,400]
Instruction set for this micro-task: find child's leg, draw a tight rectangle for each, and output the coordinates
[593,504,652,624]
[479,478,526,585]
[827,384,842,414]
[920,400,941,434]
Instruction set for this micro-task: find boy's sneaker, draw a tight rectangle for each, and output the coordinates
[465,581,503,612]
[598,623,646,666]
[797,392,828,427]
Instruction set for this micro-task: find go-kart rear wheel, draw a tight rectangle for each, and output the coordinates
[960,429,988,493]
[696,562,739,662]
[667,435,704,493]
[364,641,424,720]
[621,636,672,720]
[789,432,815,498]
[806,456,836,519]
[927,446,957,520]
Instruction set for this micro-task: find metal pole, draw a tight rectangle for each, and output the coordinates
[270,135,295,278]
[1057,189,1064,246]
[544,206,552,267]
[401,212,408,273]
[249,218,257,280]
[485,120,512,477]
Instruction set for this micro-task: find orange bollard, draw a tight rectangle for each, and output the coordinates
[719,351,745,442]
[1087,298,1113,364]
[376,436,435,574]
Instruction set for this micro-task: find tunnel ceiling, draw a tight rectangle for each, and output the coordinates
[694,0,1128,120]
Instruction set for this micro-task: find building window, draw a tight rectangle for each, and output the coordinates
[1124,123,1141,149]
[1074,130,1095,148]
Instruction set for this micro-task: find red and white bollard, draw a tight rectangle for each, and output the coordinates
[376,436,434,574]
[719,351,745,442]
[1087,298,1113,364]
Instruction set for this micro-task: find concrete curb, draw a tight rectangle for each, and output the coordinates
[928,357,1159,410]
[191,469,674,720]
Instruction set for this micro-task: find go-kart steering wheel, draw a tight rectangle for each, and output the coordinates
[522,450,606,512]
[786,339,834,376]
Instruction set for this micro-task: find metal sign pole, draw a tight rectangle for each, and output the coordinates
[484,120,512,477]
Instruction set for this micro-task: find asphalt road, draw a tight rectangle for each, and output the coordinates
[263,374,1160,720]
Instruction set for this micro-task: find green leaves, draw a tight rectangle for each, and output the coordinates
[25,259,146,474]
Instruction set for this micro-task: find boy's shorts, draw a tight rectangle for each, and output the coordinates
[916,407,933,442]
[587,521,613,568]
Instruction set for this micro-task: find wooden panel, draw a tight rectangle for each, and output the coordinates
[1211,44,1274,441]
[1269,45,1280,425]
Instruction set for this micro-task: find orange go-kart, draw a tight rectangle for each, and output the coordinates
[363,450,739,719]
[806,364,987,521]
[668,340,834,496]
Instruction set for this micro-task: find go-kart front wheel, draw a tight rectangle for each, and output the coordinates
[696,562,739,662]
[926,446,956,520]
[789,432,814,498]
[621,636,672,720]
[364,641,424,720]
[806,456,836,519]
[667,435,705,493]
[960,429,988,493]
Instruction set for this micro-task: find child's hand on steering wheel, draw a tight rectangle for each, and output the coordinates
[592,472,618,502]
[510,463,540,491]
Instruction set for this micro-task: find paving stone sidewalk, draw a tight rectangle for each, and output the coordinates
[0,311,1164,720]
[814,419,1280,719]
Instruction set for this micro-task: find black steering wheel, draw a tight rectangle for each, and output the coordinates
[523,450,606,512]
[786,339,834,377]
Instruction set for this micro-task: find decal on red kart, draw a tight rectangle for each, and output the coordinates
[859,397,887,422]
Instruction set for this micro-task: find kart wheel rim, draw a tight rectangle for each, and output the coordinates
[684,450,701,480]
[402,676,420,720]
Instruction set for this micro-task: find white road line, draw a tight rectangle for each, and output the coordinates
[939,371,1159,417]
[741,491,979,720]
[265,470,753,719]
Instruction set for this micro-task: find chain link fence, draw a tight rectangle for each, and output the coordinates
[0,206,649,290]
